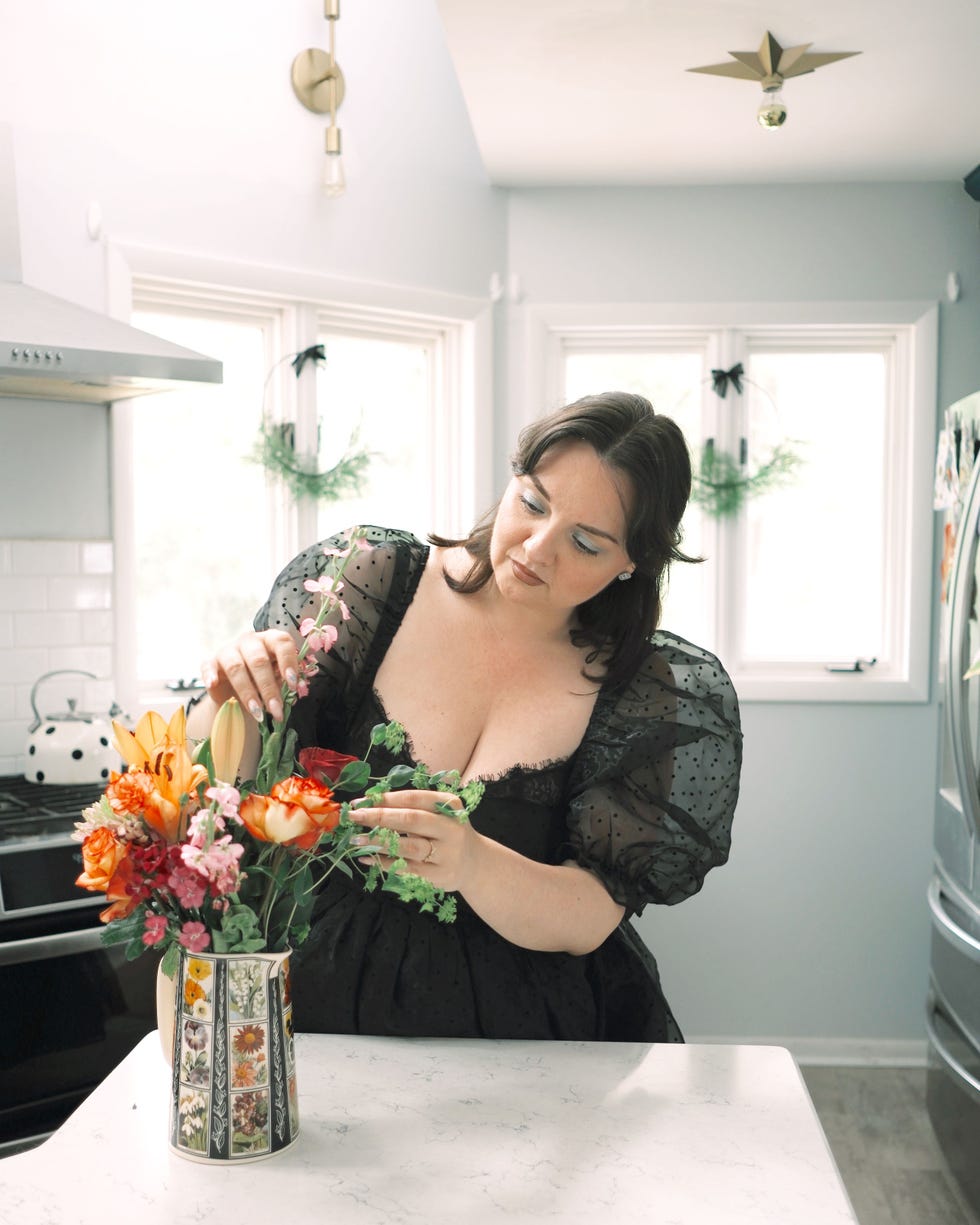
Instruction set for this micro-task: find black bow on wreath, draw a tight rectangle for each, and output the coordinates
[710,362,744,398]
[291,344,327,378]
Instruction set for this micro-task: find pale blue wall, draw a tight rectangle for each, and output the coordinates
[508,182,980,405]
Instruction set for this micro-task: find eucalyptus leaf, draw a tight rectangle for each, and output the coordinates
[382,764,415,789]
[335,760,372,792]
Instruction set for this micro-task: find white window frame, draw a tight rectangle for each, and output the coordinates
[517,301,938,704]
[107,246,493,714]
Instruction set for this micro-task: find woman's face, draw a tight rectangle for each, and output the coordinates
[489,440,635,622]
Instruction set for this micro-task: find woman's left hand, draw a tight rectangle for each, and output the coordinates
[351,790,477,890]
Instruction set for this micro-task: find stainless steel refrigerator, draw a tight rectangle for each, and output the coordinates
[930,390,980,1216]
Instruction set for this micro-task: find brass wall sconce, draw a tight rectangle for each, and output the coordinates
[291,1,346,195]
[687,32,859,130]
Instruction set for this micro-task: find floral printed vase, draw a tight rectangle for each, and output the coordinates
[165,948,299,1163]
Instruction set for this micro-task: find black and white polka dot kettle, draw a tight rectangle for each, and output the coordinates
[25,669,124,785]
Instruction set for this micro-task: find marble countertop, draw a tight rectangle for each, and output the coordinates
[0,1034,856,1224]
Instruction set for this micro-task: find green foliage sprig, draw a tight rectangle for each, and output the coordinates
[691,441,804,519]
[251,418,372,503]
[330,723,486,925]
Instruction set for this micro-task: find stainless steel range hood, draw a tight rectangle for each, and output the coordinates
[0,126,221,403]
[0,282,223,403]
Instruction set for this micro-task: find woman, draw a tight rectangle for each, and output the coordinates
[189,391,741,1041]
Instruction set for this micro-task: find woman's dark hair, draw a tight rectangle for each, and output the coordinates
[429,391,698,689]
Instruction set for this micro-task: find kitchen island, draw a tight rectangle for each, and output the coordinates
[0,1033,856,1224]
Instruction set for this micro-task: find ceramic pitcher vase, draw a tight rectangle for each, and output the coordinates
[158,948,299,1163]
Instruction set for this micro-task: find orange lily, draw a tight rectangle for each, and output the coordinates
[114,708,186,771]
[111,707,209,843]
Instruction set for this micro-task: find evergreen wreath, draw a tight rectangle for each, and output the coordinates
[688,363,805,519]
[691,440,804,519]
[250,344,373,502]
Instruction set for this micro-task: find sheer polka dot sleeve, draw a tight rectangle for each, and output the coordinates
[252,525,427,749]
[564,632,742,916]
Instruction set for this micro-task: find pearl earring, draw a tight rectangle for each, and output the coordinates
[617,571,632,582]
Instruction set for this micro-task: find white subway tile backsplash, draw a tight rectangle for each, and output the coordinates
[48,646,113,677]
[85,678,122,717]
[11,540,80,576]
[81,541,113,574]
[0,576,48,612]
[13,610,83,647]
[0,721,25,757]
[0,647,48,684]
[81,610,114,644]
[47,575,112,611]
[14,684,35,720]
[0,540,117,776]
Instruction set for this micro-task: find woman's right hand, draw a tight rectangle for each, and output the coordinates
[200,630,304,724]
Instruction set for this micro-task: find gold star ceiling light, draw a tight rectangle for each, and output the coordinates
[687,31,860,128]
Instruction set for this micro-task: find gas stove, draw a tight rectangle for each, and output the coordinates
[0,775,108,924]
[0,775,106,843]
[0,778,158,1156]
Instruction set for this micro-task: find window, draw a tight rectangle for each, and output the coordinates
[313,323,437,543]
[117,279,488,709]
[126,307,277,691]
[563,342,712,651]
[531,302,937,701]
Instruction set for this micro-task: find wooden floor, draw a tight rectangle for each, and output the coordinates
[801,1066,979,1225]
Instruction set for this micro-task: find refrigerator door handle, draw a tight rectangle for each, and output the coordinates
[926,1000,980,1105]
[927,876,980,963]
[946,455,980,840]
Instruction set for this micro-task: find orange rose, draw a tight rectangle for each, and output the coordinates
[76,827,129,893]
[238,776,340,851]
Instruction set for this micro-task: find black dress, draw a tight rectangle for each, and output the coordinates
[255,527,742,1042]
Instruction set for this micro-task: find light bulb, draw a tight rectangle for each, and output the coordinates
[757,87,787,130]
[322,153,346,197]
[322,125,345,197]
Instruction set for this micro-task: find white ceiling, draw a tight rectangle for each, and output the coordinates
[434,0,980,188]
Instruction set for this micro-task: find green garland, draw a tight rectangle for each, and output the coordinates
[691,442,804,519]
[251,419,372,502]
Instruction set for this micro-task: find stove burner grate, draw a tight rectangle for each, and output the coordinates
[0,776,107,821]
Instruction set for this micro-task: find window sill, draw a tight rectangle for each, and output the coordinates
[732,670,930,704]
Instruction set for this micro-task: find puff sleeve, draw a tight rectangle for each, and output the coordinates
[564,631,742,916]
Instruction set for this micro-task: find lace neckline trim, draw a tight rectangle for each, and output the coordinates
[368,687,573,788]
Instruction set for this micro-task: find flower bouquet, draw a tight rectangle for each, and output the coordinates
[71,530,483,1161]
[73,529,484,972]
